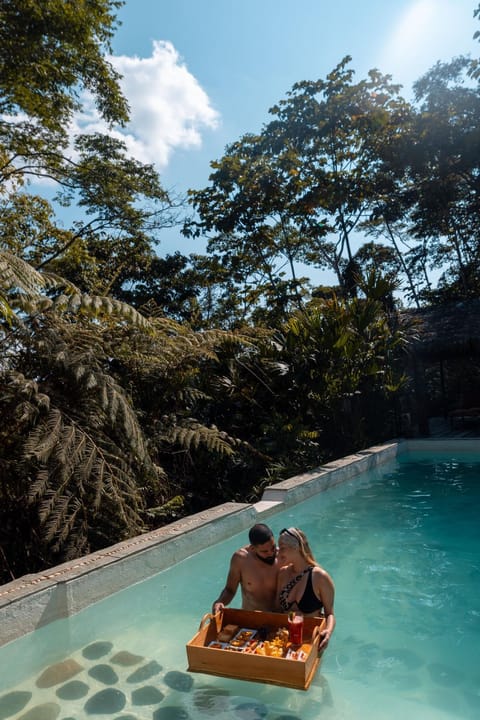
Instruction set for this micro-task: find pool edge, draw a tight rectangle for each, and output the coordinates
[1,437,477,646]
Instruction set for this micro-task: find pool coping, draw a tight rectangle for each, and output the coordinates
[1,437,478,646]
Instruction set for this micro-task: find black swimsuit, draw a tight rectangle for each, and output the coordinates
[279,566,324,614]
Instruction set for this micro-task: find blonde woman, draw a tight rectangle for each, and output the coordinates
[277,527,335,651]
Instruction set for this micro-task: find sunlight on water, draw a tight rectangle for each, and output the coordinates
[1,450,479,720]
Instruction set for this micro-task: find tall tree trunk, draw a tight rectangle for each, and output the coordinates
[385,220,421,308]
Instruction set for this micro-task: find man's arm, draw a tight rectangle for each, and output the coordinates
[211,550,243,614]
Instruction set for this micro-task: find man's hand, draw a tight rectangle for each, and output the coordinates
[212,601,225,615]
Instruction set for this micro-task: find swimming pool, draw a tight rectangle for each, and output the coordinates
[1,446,479,720]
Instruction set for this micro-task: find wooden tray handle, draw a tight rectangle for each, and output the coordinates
[198,609,223,631]
[198,612,214,631]
[312,624,323,648]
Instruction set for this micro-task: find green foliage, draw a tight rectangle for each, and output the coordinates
[165,421,234,456]
[408,58,480,299]
[0,0,176,576]
[0,0,128,134]
[146,495,185,522]
[106,315,259,468]
[271,280,407,458]
[0,0,177,300]
[0,322,157,575]
[0,248,151,330]
[469,3,480,79]
[187,57,410,306]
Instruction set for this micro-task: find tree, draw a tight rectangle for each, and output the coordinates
[406,57,480,301]
[0,1,178,302]
[187,57,409,309]
[41,132,179,296]
[185,129,317,321]
[0,0,128,137]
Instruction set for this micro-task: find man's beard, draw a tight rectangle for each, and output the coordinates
[256,552,276,565]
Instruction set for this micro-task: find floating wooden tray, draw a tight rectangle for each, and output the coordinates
[186,607,325,690]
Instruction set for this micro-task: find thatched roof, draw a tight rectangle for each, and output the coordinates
[402,299,480,361]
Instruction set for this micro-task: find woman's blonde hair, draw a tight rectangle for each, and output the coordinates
[279,527,317,566]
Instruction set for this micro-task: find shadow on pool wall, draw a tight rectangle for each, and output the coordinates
[1,437,478,647]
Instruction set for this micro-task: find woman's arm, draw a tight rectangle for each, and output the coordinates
[313,567,336,650]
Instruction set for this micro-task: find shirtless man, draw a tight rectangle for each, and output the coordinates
[212,524,279,613]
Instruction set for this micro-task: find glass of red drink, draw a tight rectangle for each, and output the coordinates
[288,612,304,645]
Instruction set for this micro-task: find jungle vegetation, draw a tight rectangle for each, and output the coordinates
[1,0,480,583]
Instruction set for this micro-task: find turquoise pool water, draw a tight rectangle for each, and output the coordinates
[1,450,479,720]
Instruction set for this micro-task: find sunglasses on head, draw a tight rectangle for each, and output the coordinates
[280,528,298,539]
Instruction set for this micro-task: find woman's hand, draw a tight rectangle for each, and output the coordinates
[318,628,331,650]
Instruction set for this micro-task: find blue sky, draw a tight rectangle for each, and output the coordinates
[77,0,479,269]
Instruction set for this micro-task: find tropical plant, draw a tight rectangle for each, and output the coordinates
[0,244,160,578]
[271,274,408,460]
[0,0,178,582]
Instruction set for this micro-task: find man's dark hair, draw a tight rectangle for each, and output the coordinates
[249,523,273,546]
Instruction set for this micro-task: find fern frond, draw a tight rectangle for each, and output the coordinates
[45,343,150,465]
[166,420,234,456]
[14,294,54,314]
[92,454,105,511]
[37,488,60,525]
[0,291,15,324]
[24,409,63,464]
[1,250,149,330]
[72,438,97,495]
[28,422,146,543]
[52,292,150,328]
[0,250,48,296]
[42,493,71,542]
[101,377,149,458]
[54,425,87,481]
[100,377,120,417]
[28,469,50,504]
[2,373,51,428]
[53,496,83,549]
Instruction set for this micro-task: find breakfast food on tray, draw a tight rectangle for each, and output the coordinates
[224,627,258,651]
[286,647,308,661]
[212,624,308,659]
[252,626,305,658]
[217,624,239,642]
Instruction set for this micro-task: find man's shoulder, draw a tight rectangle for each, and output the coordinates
[231,545,250,562]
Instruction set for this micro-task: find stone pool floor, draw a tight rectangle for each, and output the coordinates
[0,638,317,720]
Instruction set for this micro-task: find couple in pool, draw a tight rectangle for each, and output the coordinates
[211,523,335,652]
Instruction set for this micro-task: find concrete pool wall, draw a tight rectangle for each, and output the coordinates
[1,437,477,647]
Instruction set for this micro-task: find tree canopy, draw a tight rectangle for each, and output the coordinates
[0,0,128,135]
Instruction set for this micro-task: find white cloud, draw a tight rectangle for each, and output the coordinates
[73,40,220,169]
[377,0,476,91]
